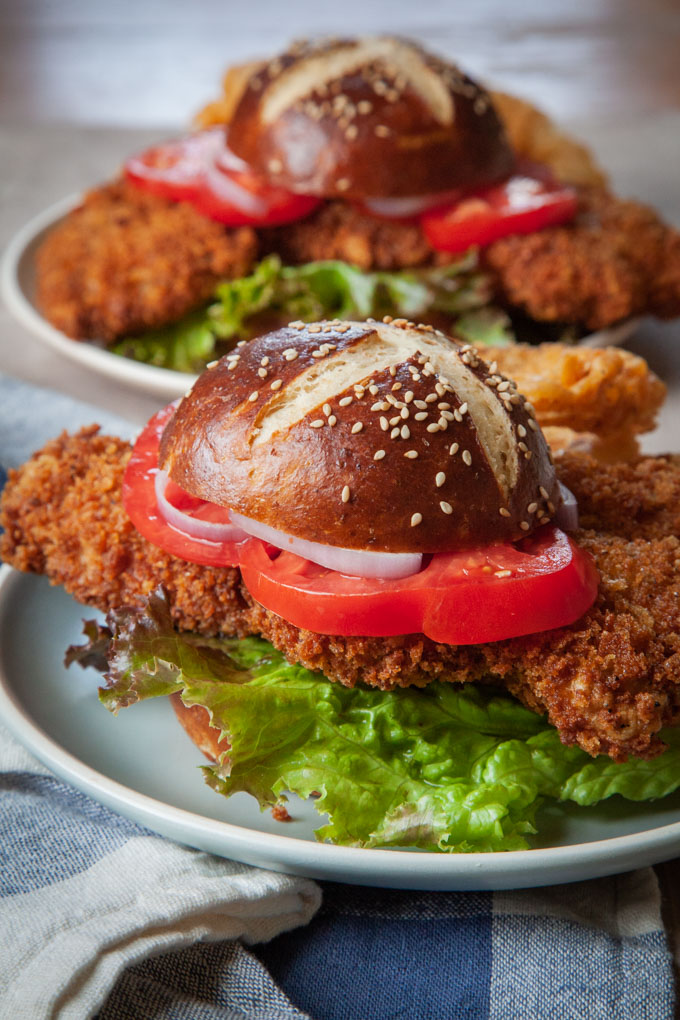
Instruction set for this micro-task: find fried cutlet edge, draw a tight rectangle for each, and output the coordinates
[2,430,679,763]
[36,181,257,342]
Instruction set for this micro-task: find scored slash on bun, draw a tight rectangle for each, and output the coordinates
[160,319,562,554]
[227,36,515,199]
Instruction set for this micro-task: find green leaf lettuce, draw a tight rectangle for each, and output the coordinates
[67,592,680,853]
[112,255,513,372]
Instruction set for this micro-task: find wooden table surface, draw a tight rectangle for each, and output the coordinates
[2,0,680,995]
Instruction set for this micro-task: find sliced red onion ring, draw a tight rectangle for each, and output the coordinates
[230,510,423,579]
[215,136,252,174]
[363,189,463,219]
[555,483,579,531]
[154,470,247,543]
[203,160,269,216]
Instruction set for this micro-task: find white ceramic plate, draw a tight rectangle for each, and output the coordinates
[1,197,640,401]
[0,197,197,400]
[1,564,680,890]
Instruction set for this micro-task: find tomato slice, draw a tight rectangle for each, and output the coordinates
[194,163,321,228]
[124,128,321,227]
[122,403,242,567]
[124,128,223,203]
[239,528,598,645]
[420,171,579,253]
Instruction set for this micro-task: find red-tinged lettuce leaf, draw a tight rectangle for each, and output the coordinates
[65,619,113,674]
[67,591,273,711]
[67,593,680,852]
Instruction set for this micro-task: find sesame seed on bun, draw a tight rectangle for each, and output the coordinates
[159,319,561,554]
[227,36,515,199]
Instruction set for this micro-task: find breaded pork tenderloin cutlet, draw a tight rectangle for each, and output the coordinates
[263,188,680,329]
[246,452,680,762]
[260,200,433,271]
[483,188,680,330]
[2,432,679,762]
[36,181,257,341]
[0,428,248,635]
[37,179,680,341]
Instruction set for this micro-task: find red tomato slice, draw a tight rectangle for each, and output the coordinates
[421,172,579,253]
[194,164,321,228]
[122,403,242,568]
[239,528,598,645]
[124,128,321,227]
[124,128,224,203]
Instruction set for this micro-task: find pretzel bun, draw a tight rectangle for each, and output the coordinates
[160,320,561,554]
[227,37,515,199]
[170,693,225,762]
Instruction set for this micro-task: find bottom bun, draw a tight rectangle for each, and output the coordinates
[170,692,228,763]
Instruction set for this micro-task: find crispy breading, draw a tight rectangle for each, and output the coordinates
[487,343,666,440]
[194,60,265,128]
[489,91,607,189]
[260,200,433,271]
[2,432,679,762]
[0,428,248,634]
[483,188,680,330]
[36,181,257,341]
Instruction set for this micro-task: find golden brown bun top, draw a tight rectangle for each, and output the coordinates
[160,320,561,554]
[227,36,515,199]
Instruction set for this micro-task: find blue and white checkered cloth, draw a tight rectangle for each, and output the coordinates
[0,722,319,1020]
[254,877,674,1020]
[0,374,675,1019]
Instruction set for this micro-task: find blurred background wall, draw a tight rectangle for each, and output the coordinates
[2,0,679,128]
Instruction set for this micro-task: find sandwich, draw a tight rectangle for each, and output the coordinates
[35,36,680,374]
[2,323,679,852]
